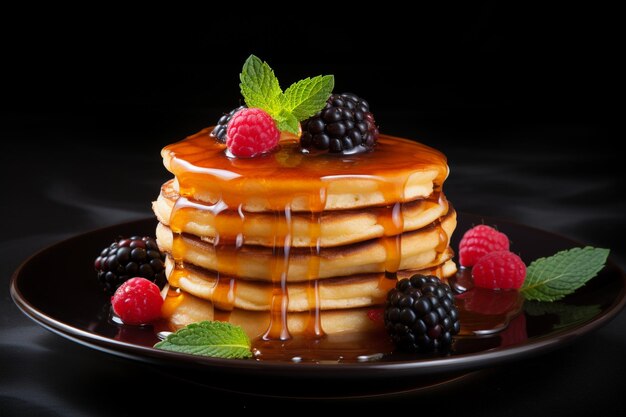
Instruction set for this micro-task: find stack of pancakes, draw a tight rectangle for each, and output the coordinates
[153,131,456,337]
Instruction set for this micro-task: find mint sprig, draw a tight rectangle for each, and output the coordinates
[154,321,252,359]
[520,247,610,302]
[239,55,334,134]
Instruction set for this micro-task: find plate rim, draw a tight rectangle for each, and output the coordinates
[10,215,626,377]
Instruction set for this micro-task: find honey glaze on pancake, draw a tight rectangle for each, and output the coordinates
[163,130,449,208]
[306,208,323,336]
[163,130,450,342]
[155,179,451,247]
[429,187,451,277]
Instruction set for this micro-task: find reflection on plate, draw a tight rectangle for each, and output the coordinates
[10,214,626,398]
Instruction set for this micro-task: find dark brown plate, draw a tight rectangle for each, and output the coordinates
[10,214,626,398]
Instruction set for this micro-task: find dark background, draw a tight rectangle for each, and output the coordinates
[1,4,624,416]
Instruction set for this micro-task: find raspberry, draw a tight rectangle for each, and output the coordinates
[111,277,163,325]
[300,93,379,154]
[472,251,526,290]
[226,108,280,158]
[459,225,510,267]
[211,105,246,142]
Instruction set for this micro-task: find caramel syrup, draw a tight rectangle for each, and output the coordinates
[211,203,242,321]
[163,132,450,342]
[252,331,395,363]
[428,188,449,277]
[156,274,526,363]
[305,213,323,335]
[163,132,449,211]
[261,205,293,340]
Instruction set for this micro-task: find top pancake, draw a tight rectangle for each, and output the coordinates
[162,130,449,212]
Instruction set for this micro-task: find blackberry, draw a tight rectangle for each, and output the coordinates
[384,275,460,352]
[94,236,166,294]
[300,93,379,154]
[210,105,246,142]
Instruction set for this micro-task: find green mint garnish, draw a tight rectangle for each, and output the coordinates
[239,55,334,134]
[154,321,252,359]
[239,55,283,118]
[520,247,610,302]
[282,75,336,121]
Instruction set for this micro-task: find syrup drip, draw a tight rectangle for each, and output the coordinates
[373,177,407,303]
[305,212,323,337]
[262,205,293,341]
[160,285,184,320]
[169,197,193,289]
[211,274,237,322]
[211,203,243,321]
[304,189,326,337]
[378,201,405,278]
[428,187,449,278]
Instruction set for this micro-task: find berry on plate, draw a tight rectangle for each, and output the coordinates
[459,224,510,267]
[111,277,163,325]
[384,275,460,352]
[472,250,527,290]
[226,108,280,158]
[94,236,166,293]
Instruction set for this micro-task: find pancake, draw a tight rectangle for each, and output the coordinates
[156,209,456,282]
[162,131,449,212]
[163,288,383,336]
[153,179,449,247]
[164,257,457,312]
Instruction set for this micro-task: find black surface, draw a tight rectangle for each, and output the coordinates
[1,5,624,416]
[10,214,626,399]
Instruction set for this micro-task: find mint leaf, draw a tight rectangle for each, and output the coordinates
[154,321,252,359]
[275,109,300,134]
[520,247,610,302]
[239,55,282,118]
[282,75,335,121]
[237,55,334,133]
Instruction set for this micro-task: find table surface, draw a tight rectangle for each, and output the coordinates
[1,109,624,416]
